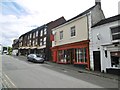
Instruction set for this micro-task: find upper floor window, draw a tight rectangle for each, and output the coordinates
[44,28,47,35]
[40,39,42,46]
[28,35,29,40]
[36,38,38,45]
[111,26,120,40]
[60,31,63,40]
[40,30,43,36]
[33,33,35,38]
[70,26,76,37]
[33,40,35,46]
[43,37,46,45]
[20,37,23,41]
[29,40,31,46]
[30,33,32,38]
[36,31,38,37]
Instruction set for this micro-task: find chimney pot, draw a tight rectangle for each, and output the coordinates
[95,0,101,5]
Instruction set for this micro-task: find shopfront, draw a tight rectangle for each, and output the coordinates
[51,40,90,69]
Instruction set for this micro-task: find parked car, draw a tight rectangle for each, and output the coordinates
[3,50,8,55]
[27,54,45,63]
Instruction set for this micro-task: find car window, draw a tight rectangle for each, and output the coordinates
[36,54,42,58]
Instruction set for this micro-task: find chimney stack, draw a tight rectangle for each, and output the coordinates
[95,0,101,6]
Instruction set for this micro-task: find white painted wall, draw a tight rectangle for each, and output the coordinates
[90,20,119,72]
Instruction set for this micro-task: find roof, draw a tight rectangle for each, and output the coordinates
[65,5,96,23]
[19,24,46,38]
[19,17,66,38]
[92,14,120,27]
[52,5,96,30]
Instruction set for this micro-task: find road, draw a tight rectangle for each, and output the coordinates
[1,55,119,88]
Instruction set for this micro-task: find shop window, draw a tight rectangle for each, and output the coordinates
[75,48,87,63]
[58,49,74,63]
[111,52,120,67]
[58,50,67,63]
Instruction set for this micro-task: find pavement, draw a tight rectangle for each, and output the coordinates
[13,55,119,81]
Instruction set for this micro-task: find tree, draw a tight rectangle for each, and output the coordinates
[8,47,12,55]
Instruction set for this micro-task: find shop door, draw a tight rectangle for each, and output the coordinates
[93,51,101,71]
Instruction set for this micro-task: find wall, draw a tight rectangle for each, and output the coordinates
[52,15,88,47]
[91,4,105,26]
[91,21,119,72]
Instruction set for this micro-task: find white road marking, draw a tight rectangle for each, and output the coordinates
[2,72,17,88]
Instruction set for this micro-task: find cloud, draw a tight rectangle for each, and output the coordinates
[1,1,30,18]
[0,0,119,47]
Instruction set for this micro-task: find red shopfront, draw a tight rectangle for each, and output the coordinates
[51,40,90,70]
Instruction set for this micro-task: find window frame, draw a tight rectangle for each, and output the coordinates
[59,31,63,40]
[70,26,76,37]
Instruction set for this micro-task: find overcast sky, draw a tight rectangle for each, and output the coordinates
[0,0,119,47]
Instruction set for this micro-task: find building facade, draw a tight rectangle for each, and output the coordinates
[19,17,66,60]
[12,39,19,50]
[51,0,105,70]
[12,39,19,55]
[90,15,120,74]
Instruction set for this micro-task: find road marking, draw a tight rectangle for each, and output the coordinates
[2,72,17,88]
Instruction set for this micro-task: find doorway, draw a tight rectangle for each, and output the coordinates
[93,51,101,71]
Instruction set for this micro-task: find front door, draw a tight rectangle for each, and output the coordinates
[93,51,101,71]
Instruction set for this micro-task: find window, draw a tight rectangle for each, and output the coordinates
[43,37,46,45]
[71,26,76,37]
[30,33,32,38]
[111,26,120,40]
[36,39,38,45]
[44,28,47,35]
[33,33,35,38]
[40,30,43,36]
[28,36,29,40]
[75,48,87,63]
[33,40,35,46]
[60,31,63,40]
[29,40,31,46]
[36,31,38,37]
[40,39,42,46]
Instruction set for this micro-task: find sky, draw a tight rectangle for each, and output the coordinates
[0,0,119,47]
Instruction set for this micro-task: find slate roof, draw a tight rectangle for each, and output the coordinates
[92,14,120,27]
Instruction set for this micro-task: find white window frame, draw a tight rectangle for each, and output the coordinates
[40,39,42,46]
[36,31,38,37]
[30,33,32,38]
[40,30,43,36]
[44,28,47,35]
[70,26,76,37]
[43,37,46,45]
[60,31,63,40]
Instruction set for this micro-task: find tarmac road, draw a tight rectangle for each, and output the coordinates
[1,55,119,88]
